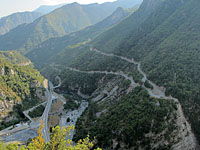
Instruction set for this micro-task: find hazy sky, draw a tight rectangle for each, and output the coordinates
[0,0,116,18]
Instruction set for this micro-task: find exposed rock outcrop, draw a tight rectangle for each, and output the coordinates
[171,100,199,150]
[19,61,31,66]
[10,69,15,75]
[0,99,15,121]
[0,80,47,122]
[0,67,5,75]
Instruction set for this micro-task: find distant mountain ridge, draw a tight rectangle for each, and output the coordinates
[0,3,67,35]
[34,4,66,14]
[27,7,132,69]
[0,0,142,54]
[0,11,42,35]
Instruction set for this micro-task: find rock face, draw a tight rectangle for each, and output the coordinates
[0,80,47,122]
[19,61,31,66]
[0,89,14,120]
[171,100,199,150]
[0,100,14,120]
[0,67,5,75]
[10,69,15,75]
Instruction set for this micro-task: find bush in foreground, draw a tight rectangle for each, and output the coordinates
[0,123,101,150]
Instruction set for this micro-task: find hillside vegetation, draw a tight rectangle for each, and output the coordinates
[74,88,178,149]
[0,51,45,129]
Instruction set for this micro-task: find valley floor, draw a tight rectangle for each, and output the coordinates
[0,48,198,149]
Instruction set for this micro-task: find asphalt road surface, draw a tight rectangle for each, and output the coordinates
[1,129,37,142]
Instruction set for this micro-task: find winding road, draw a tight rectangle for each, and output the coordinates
[91,48,199,148]
[90,48,166,98]
[65,48,165,99]
[67,67,138,88]
[1,48,196,147]
[64,48,198,148]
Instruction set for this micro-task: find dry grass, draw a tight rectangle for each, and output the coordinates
[50,98,63,113]
[48,115,60,129]
[48,96,64,129]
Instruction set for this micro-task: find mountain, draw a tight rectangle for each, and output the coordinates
[0,51,47,130]
[26,7,132,69]
[34,4,65,14]
[39,0,200,148]
[2,0,200,148]
[0,3,66,35]
[97,0,142,9]
[89,0,200,143]
[0,0,142,54]
[0,12,42,35]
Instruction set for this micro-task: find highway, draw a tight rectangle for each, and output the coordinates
[24,77,61,142]
[2,129,37,143]
[23,101,47,123]
[41,78,61,142]
[0,77,61,143]
[41,84,52,142]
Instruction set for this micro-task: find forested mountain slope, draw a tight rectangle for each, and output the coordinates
[27,7,132,69]
[0,51,46,130]
[74,88,188,149]
[90,0,200,143]
[40,0,200,148]
[0,0,142,54]
[0,12,42,35]
[91,0,200,144]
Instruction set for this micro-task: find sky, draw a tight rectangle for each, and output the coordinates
[0,0,116,18]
